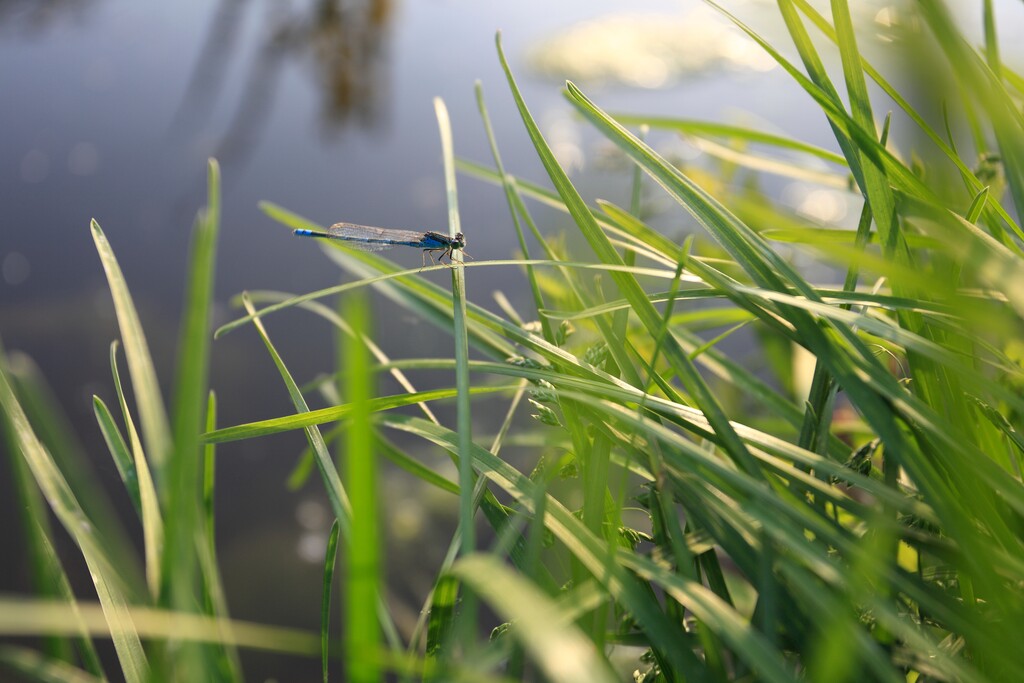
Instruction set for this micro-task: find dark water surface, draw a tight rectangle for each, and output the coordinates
[2,0,1018,677]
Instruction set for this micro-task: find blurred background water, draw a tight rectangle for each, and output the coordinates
[2,0,1021,678]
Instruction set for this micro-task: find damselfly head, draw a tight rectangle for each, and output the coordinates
[453,232,466,249]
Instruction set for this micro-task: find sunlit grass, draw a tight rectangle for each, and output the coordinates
[3,2,1024,681]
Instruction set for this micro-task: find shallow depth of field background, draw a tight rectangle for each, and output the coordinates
[3,0,1023,678]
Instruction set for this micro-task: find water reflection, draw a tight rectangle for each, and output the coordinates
[308,0,393,129]
[167,0,394,196]
[0,0,95,32]
[528,7,775,88]
[173,0,392,139]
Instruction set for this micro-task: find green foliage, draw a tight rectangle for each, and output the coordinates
[3,3,1024,682]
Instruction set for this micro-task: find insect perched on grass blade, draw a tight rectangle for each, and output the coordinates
[294,223,467,268]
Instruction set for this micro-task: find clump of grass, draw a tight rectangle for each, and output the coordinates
[3,1,1024,682]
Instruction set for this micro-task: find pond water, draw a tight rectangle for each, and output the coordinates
[2,0,1020,677]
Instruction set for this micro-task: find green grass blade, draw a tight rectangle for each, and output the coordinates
[91,219,173,480]
[196,390,243,682]
[826,0,906,264]
[321,519,340,683]
[202,384,510,444]
[423,574,458,677]
[707,2,946,209]
[165,158,221,618]
[435,97,476,548]
[201,391,218,579]
[436,94,478,646]
[967,186,991,223]
[0,598,320,656]
[410,384,533,676]
[93,395,140,513]
[610,114,848,165]
[560,84,948,500]
[917,2,1024,224]
[565,87,805,297]
[342,291,381,683]
[685,135,849,187]
[109,341,164,599]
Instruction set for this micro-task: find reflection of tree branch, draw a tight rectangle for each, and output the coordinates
[211,36,286,179]
[166,0,247,140]
[170,0,393,152]
[309,0,392,132]
[169,0,394,209]
[169,6,288,217]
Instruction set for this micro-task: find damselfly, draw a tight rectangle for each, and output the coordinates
[294,223,466,267]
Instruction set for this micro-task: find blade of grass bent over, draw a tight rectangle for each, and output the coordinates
[497,32,764,481]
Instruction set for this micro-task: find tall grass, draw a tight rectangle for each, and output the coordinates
[2,2,1023,681]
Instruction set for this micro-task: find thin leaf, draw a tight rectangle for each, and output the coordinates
[165,158,221,619]
[609,113,848,165]
[91,219,173,478]
[342,291,381,683]
[109,341,164,599]
[321,519,340,683]
[93,396,139,512]
[197,390,243,682]
[202,384,510,444]
[0,598,319,656]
